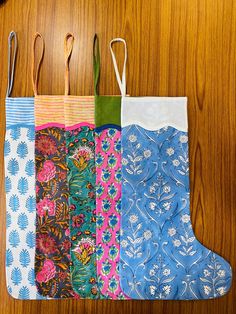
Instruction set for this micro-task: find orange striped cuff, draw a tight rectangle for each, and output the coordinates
[35,95,65,128]
[64,96,95,127]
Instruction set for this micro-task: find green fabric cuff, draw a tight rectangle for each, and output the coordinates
[95,95,121,127]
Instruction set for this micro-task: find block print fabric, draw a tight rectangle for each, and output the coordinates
[120,124,232,300]
[34,97,74,298]
[66,125,98,298]
[5,125,44,300]
[95,128,127,299]
[64,96,98,299]
[93,35,127,299]
[5,100,43,299]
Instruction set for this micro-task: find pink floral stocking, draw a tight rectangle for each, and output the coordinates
[95,128,127,299]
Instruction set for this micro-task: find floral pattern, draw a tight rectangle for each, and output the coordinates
[95,128,127,299]
[120,125,232,300]
[66,126,98,299]
[35,127,74,298]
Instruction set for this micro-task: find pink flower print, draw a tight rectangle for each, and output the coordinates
[43,160,55,171]
[35,270,46,283]
[70,145,94,171]
[37,197,55,217]
[73,130,79,136]
[65,228,70,236]
[69,204,76,211]
[36,185,40,194]
[36,259,56,283]
[37,170,46,183]
[72,214,85,228]
[73,237,95,265]
[37,160,56,182]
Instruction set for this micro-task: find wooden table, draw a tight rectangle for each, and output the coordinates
[0,1,235,313]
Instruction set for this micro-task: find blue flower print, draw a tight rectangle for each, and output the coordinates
[108,214,118,230]
[102,229,112,244]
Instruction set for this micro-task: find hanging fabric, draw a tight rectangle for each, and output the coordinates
[111,39,232,300]
[32,33,75,299]
[4,31,43,300]
[64,36,98,299]
[94,35,127,299]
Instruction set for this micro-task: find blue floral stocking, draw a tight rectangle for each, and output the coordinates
[120,125,232,300]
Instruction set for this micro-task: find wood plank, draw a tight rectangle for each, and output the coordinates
[0,0,235,313]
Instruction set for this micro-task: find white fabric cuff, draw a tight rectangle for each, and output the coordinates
[121,96,188,132]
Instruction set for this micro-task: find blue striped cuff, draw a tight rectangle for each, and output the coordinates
[6,97,35,127]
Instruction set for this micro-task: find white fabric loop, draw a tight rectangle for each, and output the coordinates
[109,38,127,96]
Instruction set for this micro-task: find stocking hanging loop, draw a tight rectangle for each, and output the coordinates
[109,38,127,97]
[64,33,74,96]
[6,31,18,97]
[93,34,100,96]
[32,33,45,96]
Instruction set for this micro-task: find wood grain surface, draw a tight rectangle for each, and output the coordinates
[0,0,235,313]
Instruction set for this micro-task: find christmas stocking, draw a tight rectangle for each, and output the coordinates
[64,35,98,299]
[94,35,128,299]
[32,33,74,298]
[4,31,43,300]
[110,40,232,300]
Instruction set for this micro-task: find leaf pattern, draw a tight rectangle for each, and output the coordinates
[26,231,35,249]
[26,196,36,213]
[17,177,28,195]
[17,141,28,158]
[120,125,232,300]
[11,267,22,286]
[28,268,35,286]
[9,230,20,248]
[19,249,31,268]
[4,139,11,156]
[5,176,12,194]
[9,195,20,212]
[10,127,21,140]
[6,249,14,267]
[7,158,19,175]
[6,211,11,229]
[25,160,35,176]
[17,213,28,230]
[5,109,38,299]
[18,286,30,299]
